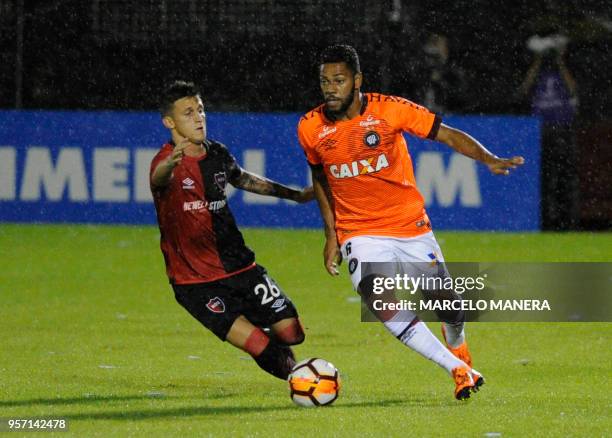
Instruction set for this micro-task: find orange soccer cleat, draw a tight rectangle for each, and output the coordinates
[452,366,485,400]
[442,324,473,368]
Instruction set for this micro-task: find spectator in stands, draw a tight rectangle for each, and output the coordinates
[519,32,579,230]
[417,33,467,114]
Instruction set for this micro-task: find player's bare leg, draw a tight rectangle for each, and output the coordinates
[225,316,260,349]
[226,316,296,380]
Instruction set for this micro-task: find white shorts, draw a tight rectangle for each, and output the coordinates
[340,232,447,291]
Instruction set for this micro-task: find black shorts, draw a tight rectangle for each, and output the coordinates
[172,265,299,341]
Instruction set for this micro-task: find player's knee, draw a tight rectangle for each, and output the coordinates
[289,327,306,345]
[285,331,305,346]
[357,274,385,301]
[274,319,305,345]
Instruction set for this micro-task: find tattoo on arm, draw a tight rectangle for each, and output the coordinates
[233,169,300,200]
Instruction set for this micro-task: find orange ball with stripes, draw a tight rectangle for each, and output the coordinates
[288,358,341,407]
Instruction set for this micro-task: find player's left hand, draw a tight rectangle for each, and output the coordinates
[295,186,315,203]
[487,156,525,175]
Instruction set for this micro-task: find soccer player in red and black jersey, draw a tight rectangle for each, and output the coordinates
[150,81,313,380]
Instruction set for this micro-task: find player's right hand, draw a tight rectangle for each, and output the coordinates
[487,156,525,175]
[295,186,315,203]
[324,238,341,276]
[168,138,191,167]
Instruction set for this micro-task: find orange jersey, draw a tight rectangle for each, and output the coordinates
[297,93,441,244]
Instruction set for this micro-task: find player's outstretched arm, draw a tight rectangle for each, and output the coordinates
[231,169,314,203]
[151,140,190,188]
[311,165,341,276]
[435,124,525,175]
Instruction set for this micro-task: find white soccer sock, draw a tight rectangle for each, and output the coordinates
[384,313,464,374]
[442,322,465,349]
[382,309,417,337]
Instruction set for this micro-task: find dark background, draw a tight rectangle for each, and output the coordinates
[1,0,611,228]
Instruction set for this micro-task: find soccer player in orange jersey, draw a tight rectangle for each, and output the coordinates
[298,44,525,400]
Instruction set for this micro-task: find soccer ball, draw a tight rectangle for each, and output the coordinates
[288,358,341,407]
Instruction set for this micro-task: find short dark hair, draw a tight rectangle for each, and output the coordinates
[320,44,361,74]
[159,80,200,116]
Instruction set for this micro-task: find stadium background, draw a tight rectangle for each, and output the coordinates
[0,0,611,229]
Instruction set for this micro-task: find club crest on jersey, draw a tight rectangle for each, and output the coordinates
[214,172,227,193]
[206,297,225,313]
[363,130,381,148]
[329,153,389,179]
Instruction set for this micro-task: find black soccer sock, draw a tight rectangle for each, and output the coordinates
[252,341,296,380]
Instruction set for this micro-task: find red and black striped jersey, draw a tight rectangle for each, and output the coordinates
[150,139,255,285]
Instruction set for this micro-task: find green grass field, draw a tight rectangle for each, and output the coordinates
[1,225,611,437]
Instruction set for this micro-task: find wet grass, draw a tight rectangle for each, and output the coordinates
[1,225,610,437]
